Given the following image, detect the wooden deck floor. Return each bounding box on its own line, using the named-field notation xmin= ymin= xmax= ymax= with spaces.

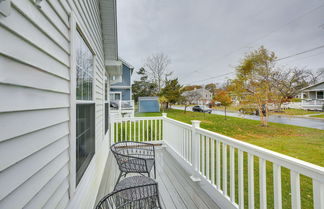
xmin=96 ymin=147 xmax=220 ymax=209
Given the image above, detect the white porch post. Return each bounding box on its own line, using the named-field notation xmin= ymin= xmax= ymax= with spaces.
xmin=162 ymin=113 xmax=167 ymax=142
xmin=190 ymin=120 xmax=201 ymax=182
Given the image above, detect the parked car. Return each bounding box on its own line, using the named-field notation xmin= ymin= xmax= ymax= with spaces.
xmin=192 ymin=105 xmax=212 ymax=113
xmin=239 ymin=104 xmax=266 ymax=116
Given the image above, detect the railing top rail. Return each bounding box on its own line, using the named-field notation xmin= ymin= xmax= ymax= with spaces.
xmin=163 ymin=117 xmax=192 ymax=129
xmin=196 ymin=127 xmax=324 ymax=181
xmin=112 ymin=116 xmax=164 ymax=122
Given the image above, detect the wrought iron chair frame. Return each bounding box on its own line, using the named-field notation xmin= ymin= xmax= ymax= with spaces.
xmin=110 ymin=141 xmax=156 ymax=186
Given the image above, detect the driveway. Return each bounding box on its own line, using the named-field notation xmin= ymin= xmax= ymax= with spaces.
xmin=172 ymin=106 xmax=324 ymax=130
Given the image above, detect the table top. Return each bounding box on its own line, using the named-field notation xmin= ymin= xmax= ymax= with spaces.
xmin=115 ymin=175 xmax=156 ymax=192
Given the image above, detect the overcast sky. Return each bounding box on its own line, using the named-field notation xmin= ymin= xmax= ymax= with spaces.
xmin=117 ymin=0 xmax=324 ymax=85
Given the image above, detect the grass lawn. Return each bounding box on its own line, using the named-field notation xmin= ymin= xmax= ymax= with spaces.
xmin=135 ymin=109 xmax=324 ymax=208
xmin=311 ymin=114 xmax=324 ymax=118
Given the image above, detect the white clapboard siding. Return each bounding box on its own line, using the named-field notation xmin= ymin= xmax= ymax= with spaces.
xmin=0 ymin=84 xmax=69 ymax=112
xmin=23 ymin=165 xmax=69 ymax=209
xmin=38 ymin=0 xmax=70 ymax=41
xmin=0 ymin=0 xmax=107 ymax=208
xmin=0 ymin=136 xmax=69 ymax=200
xmin=0 ymin=6 xmax=69 ymax=65
xmin=0 ymin=108 xmax=69 ymax=142
xmin=11 ymin=0 xmax=70 ymax=52
xmin=47 ymin=0 xmax=70 ymax=28
xmin=0 ymin=56 xmax=69 ymax=94
xmin=0 ymin=26 xmax=69 ymax=80
xmin=0 ymin=150 xmax=69 ymax=209
xmin=0 ymin=122 xmax=69 ymax=171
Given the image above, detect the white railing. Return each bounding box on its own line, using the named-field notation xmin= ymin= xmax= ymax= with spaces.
xmin=110 ymin=116 xmax=163 ymax=144
xmin=302 ymin=99 xmax=324 ymax=106
xmin=110 ymin=114 xmax=324 ymax=209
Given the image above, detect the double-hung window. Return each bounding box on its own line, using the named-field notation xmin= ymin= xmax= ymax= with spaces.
xmin=75 ymin=32 xmax=95 ymax=185
xmin=105 ymin=76 xmax=109 ymax=134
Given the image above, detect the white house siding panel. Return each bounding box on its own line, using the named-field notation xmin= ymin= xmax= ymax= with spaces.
xmin=0 ymin=0 xmax=110 ymax=208
xmin=0 ymin=0 xmax=71 ymax=208
xmin=307 ymin=83 xmax=324 ymax=91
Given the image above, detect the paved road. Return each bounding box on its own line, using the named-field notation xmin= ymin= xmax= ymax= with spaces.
xmin=172 ymin=106 xmax=324 ymax=130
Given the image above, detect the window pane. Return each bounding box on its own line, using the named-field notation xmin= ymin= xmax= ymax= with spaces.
xmin=317 ymin=91 xmax=323 ymax=99
xmin=76 ymin=32 xmax=93 ymax=101
xmin=76 ymin=104 xmax=95 ymax=185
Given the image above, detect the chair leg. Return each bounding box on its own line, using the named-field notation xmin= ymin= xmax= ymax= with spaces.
xmin=114 ymin=171 xmax=123 ymax=190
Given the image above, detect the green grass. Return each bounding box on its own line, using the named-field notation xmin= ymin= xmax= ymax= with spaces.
xmin=310 ymin=114 xmax=324 ymax=118
xmin=135 ymin=109 xmax=324 ymax=208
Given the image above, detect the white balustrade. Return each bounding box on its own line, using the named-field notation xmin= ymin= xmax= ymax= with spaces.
xmin=110 ymin=114 xmax=324 ymax=209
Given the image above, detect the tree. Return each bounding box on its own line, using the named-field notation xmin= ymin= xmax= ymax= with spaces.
xmin=205 ymin=83 xmax=217 ymax=96
xmin=182 ymin=85 xmax=202 ymax=92
xmin=159 ymin=96 xmax=168 ymax=112
xmin=271 ymin=67 xmax=310 ymax=110
xmin=160 ymin=78 xmax=182 ymax=109
xmin=132 ymin=67 xmax=158 ymax=102
xmin=213 ymin=90 xmax=232 ymax=119
xmin=145 ymin=53 xmax=172 ymax=93
xmin=232 ymin=46 xmax=277 ymax=127
xmin=181 ymin=90 xmax=201 ymax=113
xmin=306 ymin=68 xmax=324 ymax=84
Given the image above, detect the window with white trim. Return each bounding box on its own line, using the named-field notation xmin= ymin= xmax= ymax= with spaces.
xmin=105 ymin=76 xmax=109 ymax=134
xmin=75 ymin=31 xmax=95 ymax=185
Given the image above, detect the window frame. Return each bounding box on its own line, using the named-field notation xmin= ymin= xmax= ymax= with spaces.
xmin=69 ymin=16 xmax=97 ymax=195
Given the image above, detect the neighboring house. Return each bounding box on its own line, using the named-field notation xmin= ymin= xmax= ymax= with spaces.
xmin=110 ymin=58 xmax=134 ymax=118
xmin=300 ymin=81 xmax=324 ymax=110
xmin=0 ymin=0 xmax=121 ymax=208
xmin=182 ymin=88 xmax=213 ymax=105
xmin=138 ymin=97 xmax=160 ymax=112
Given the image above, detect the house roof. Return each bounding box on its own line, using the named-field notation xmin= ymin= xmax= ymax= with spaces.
xmin=118 ymin=57 xmax=135 ymax=73
xmin=301 ymin=81 xmax=324 ymax=91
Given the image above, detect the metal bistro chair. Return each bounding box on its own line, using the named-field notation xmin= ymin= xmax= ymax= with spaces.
xmin=111 ymin=141 xmax=156 ymax=186
xmin=96 ymin=176 xmax=162 ymax=209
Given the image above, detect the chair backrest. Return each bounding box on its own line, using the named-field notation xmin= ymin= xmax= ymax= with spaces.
xmin=110 ymin=141 xmax=155 ymax=172
xmin=96 ymin=183 xmax=161 ymax=209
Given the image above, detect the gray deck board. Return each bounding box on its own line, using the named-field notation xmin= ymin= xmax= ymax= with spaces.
xmin=96 ymin=147 xmax=220 ymax=209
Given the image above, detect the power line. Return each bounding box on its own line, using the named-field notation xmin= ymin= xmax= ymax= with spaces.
xmin=180 ymin=3 xmax=324 ymax=82
xmin=275 ymin=44 xmax=324 ymax=62
xmin=184 ymin=44 xmax=324 ymax=85
xmin=183 ymin=72 xmax=235 ymax=85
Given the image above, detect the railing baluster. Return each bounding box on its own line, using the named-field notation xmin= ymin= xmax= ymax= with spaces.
xmin=121 ymin=121 xmax=123 ymax=141
xmin=238 ymin=150 xmax=244 ymax=209
xmin=273 ymin=164 xmax=282 ymax=209
xmin=230 ymin=146 xmax=235 ymax=203
xmin=142 ymin=120 xmax=144 ymax=141
xmin=216 ymin=140 xmax=221 ymax=189
xmin=146 ymin=120 xmax=148 ymax=141
xmin=206 ymin=137 xmax=210 ymax=180
xmin=223 ymin=143 xmax=227 ymax=196
xmin=259 ymin=158 xmax=267 ymax=209
xmin=128 ymin=120 xmax=130 ymax=141
xmin=150 ymin=120 xmax=153 ymax=141
xmin=134 ymin=120 xmax=136 ymax=141
xmin=125 ymin=120 xmax=128 ymax=140
xmin=290 ymin=171 xmax=301 ymax=209
xmin=115 ymin=121 xmax=119 ymax=142
xmin=154 ymin=120 xmax=157 ymax=141
xmin=202 ymin=135 xmax=205 ymax=175
xmin=159 ymin=119 xmax=162 ymax=140
xmin=313 ymin=180 xmax=324 ymax=209
xmin=211 ymin=139 xmax=215 ymax=185
xmin=248 ymin=154 xmax=254 ymax=209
